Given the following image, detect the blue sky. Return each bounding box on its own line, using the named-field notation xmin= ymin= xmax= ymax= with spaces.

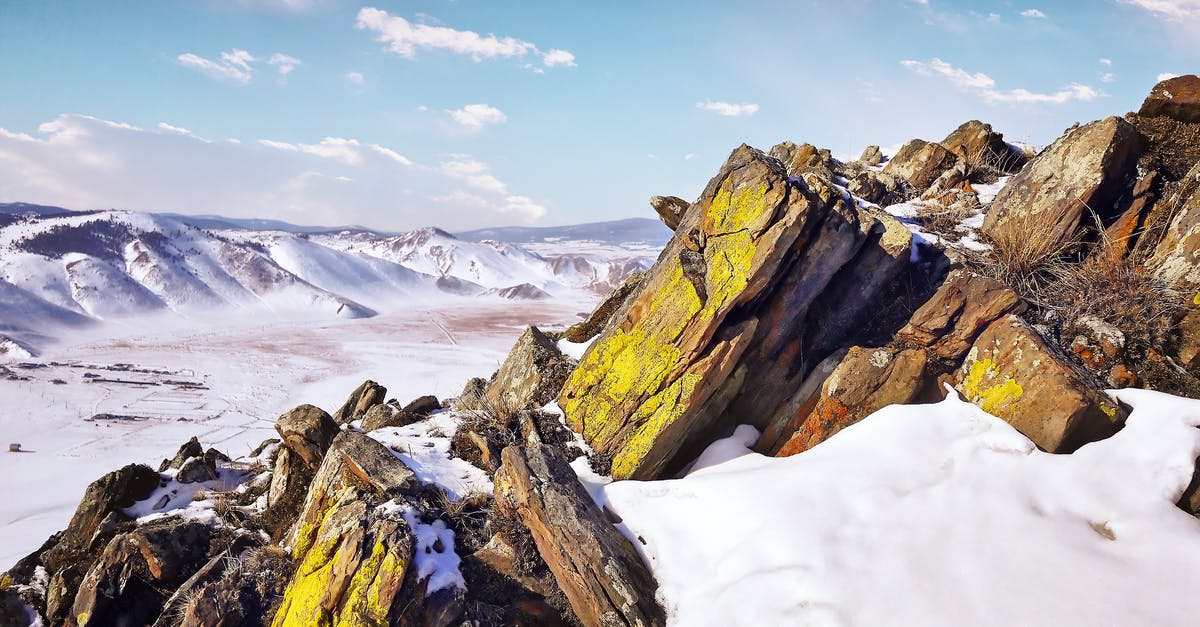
xmin=0 ymin=0 xmax=1197 ymax=231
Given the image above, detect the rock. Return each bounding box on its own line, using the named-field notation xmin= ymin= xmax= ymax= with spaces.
xmin=562 ymin=270 xmax=649 ymax=343
xmin=482 ymin=327 xmax=574 ymax=418
xmin=1138 ymin=74 xmax=1200 ymax=123
xmin=1068 ymin=315 xmax=1126 ymax=370
xmin=40 ymin=464 xmax=161 ymax=574
xmin=770 ymin=347 xmax=938 ymax=456
xmin=332 ymin=380 xmax=387 ymax=424
xmin=402 ymin=394 xmax=441 ymax=416
xmin=939 ymin=120 xmax=1028 ymax=174
xmin=560 ymin=145 xmax=912 ymax=479
xmin=1103 ymin=171 xmax=1160 ymax=259
xmin=883 ymin=139 xmax=960 ymax=193
xmin=953 ymin=315 xmax=1127 ymax=452
xmin=649 ymin=195 xmax=689 ymax=231
xmin=159 ymin=436 xmax=203 ymax=472
xmin=1183 ymin=464 xmax=1200 ymax=518
xmin=455 ymin=377 xmax=489 ymax=411
xmin=274 ymin=404 xmax=339 ymax=469
xmin=895 ymin=270 xmax=1026 ymax=360
xmin=753 ymin=349 xmax=847 ymax=454
xmin=492 ymin=283 xmax=553 ymax=301
xmin=71 ymin=527 xmax=170 ymax=626
xmin=360 ymin=404 xmax=419 ymax=432
xmin=174 ymin=456 xmax=218 ymax=484
xmin=769 ymin=141 xmax=836 ymax=179
xmin=132 ymin=519 xmax=212 ymax=582
xmin=983 ymin=116 xmax=1144 ymax=248
xmin=265 ymin=446 xmax=312 ymax=535
xmin=494 ymin=444 xmax=666 ymax=627
xmin=860 ymin=145 xmax=884 ymax=166
xmin=1175 ymin=308 xmax=1200 ymax=370
xmin=847 ymin=169 xmax=904 ymax=205
xmin=1150 ymin=160 xmax=1200 ymax=294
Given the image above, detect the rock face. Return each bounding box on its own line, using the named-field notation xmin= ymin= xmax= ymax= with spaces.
xmin=479 ymin=327 xmax=574 ymax=417
xmin=1150 ymin=160 xmax=1200 ymax=294
xmin=562 ymin=270 xmax=649 ymax=343
xmin=953 ymin=315 xmax=1126 ymax=452
xmin=859 ymin=145 xmax=884 ymax=166
xmin=1139 ymin=74 xmax=1200 ymax=123
xmin=940 ymin=120 xmax=1027 ymax=173
xmin=895 ymin=271 xmax=1026 ymax=360
xmin=332 ymin=380 xmax=387 ymax=424
xmin=275 ymin=404 xmax=339 ymax=468
xmin=983 ymin=117 xmax=1143 ymax=247
xmin=650 ymin=195 xmax=689 ymax=231
xmin=769 ymin=141 xmax=836 ymax=179
xmin=559 ymin=145 xmax=911 ymax=479
xmin=883 ymin=139 xmax=960 ymax=193
xmin=494 ymin=444 xmax=665 ymax=627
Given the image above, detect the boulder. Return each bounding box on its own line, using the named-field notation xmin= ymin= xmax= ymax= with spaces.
xmin=848 ymin=169 xmax=904 ymax=205
xmin=1150 ymin=160 xmax=1200 ymax=293
xmin=71 ymin=532 xmax=162 ymax=627
xmin=883 ymin=139 xmax=960 ymax=193
xmin=939 ymin=120 xmax=1027 ymax=173
xmin=360 ymin=404 xmax=419 ymax=432
xmin=982 ymin=117 xmax=1144 ymax=248
xmin=859 ymin=145 xmax=884 ymax=166
xmin=494 ymin=444 xmax=665 ymax=627
xmin=174 ymin=456 xmax=218 ymax=484
xmin=895 ymin=270 xmax=1026 ymax=360
xmin=769 ymin=141 xmax=836 ymax=179
xmin=562 ymin=270 xmax=649 ymax=343
xmin=559 ymin=145 xmax=910 ymax=479
xmin=649 ymin=195 xmax=689 ymax=231
xmin=131 ymin=520 xmax=212 ymax=582
xmin=770 ymin=346 xmax=938 ymax=457
xmin=402 ymin=394 xmax=441 ymax=416
xmin=274 ymin=404 xmax=339 ymax=469
xmin=482 ymin=327 xmax=574 ymax=417
xmin=1138 ymin=74 xmax=1200 ymax=123
xmin=159 ymin=437 xmax=203 ymax=472
xmin=953 ymin=315 xmax=1127 ymax=452
xmin=332 ymin=380 xmax=387 ymax=424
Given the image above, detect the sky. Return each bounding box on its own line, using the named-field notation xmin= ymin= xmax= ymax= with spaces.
xmin=0 ymin=0 xmax=1198 ymax=232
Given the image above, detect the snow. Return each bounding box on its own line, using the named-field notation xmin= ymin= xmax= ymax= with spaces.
xmin=365 ymin=411 xmax=494 ymax=500
xmin=556 ymin=336 xmax=595 ymax=361
xmin=600 ymin=389 xmax=1200 ymax=626
xmin=377 ymin=500 xmax=466 ymax=595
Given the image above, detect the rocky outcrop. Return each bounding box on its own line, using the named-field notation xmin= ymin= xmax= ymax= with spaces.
xmin=275 ymin=404 xmax=339 ymax=468
xmin=769 ymin=141 xmax=836 ymax=179
xmin=895 ymin=271 xmax=1026 ymax=360
xmin=494 ymin=444 xmax=665 ymax=627
xmin=939 ymin=120 xmax=1027 ymax=173
xmin=559 ymin=145 xmax=912 ymax=479
xmin=983 ymin=117 xmax=1143 ymax=247
xmin=562 ymin=270 xmax=649 ymax=343
xmin=650 ymin=195 xmax=689 ymax=231
xmin=1150 ymin=160 xmax=1200 ymax=294
xmin=883 ymin=139 xmax=960 ymax=193
xmin=859 ymin=145 xmax=884 ymax=166
xmin=332 ymin=380 xmax=387 ymax=424
xmin=953 ymin=315 xmax=1126 ymax=452
xmin=476 ymin=327 xmax=574 ymax=417
xmin=1139 ymin=74 xmax=1200 ymax=123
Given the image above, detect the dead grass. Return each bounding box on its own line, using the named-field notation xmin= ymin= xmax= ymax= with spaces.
xmin=913 ymin=200 xmax=976 ymax=239
xmin=972 ymin=206 xmax=1083 ymax=305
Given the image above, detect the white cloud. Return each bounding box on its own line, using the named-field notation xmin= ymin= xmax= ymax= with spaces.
xmin=684 ymin=153 xmax=696 ymax=160
xmin=177 ymin=49 xmax=301 ymax=84
xmin=1119 ymin=0 xmax=1200 ymax=19
xmin=1021 ymin=8 xmax=1047 ymax=18
xmin=696 ymin=100 xmax=760 ymax=117
xmin=345 ymin=71 xmax=365 ymax=85
xmin=267 ymin=53 xmax=301 ymax=75
xmin=156 ymin=122 xmax=211 ymax=143
xmin=987 ymin=12 xmax=1002 ymax=22
xmin=1100 ymin=58 xmax=1113 ymax=66
xmin=1101 ymin=72 xmax=1118 ymax=83
xmin=355 ymin=8 xmax=575 ymax=68
xmin=901 ymin=58 xmax=1098 ymax=104
xmin=1158 ymin=72 xmax=1182 ymax=81
xmin=0 ymin=114 xmax=545 ymax=230
xmin=447 ymin=104 xmax=508 ymax=129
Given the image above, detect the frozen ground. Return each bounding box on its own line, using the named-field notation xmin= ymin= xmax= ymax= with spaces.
xmin=0 ymin=298 xmax=591 ymax=566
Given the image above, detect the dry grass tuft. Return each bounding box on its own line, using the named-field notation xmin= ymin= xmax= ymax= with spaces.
xmin=972 ymin=207 xmax=1082 ymax=305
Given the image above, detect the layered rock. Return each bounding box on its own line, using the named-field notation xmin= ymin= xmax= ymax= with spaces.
xmin=769 ymin=141 xmax=836 ymax=179
xmin=939 ymin=120 xmax=1027 ymax=173
xmin=332 ymin=380 xmax=387 ymax=424
xmin=559 ymin=145 xmax=912 ymax=479
xmin=883 ymin=139 xmax=960 ymax=193
xmin=472 ymin=326 xmax=574 ymax=417
xmin=650 ymin=195 xmax=689 ymax=231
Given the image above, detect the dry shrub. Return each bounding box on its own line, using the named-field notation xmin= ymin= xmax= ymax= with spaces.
xmin=913 ymin=200 xmax=976 ymax=239
xmin=972 ymin=206 xmax=1082 ymax=305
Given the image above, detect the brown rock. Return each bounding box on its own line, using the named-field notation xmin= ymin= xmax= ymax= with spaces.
xmin=983 ymin=117 xmax=1144 ymax=248
xmin=159 ymin=436 xmax=203 ymax=472
xmin=360 ymin=405 xmax=419 ymax=432
xmin=1138 ymin=74 xmax=1200 ymax=123
xmin=883 ymin=139 xmax=960 ymax=193
xmin=1150 ymin=160 xmax=1200 ymax=294
xmin=859 ymin=145 xmax=884 ymax=166
xmin=1182 ymin=463 xmax=1200 ymax=518
xmin=274 ymin=404 xmax=339 ymax=469
xmin=769 ymin=141 xmax=836 ymax=179
xmin=953 ymin=315 xmax=1127 ymax=452
xmin=332 ymin=380 xmax=387 ymax=424
xmin=402 ymin=394 xmax=441 ymax=416
xmin=848 ymin=169 xmax=904 ymax=205
xmin=1175 ymin=308 xmax=1200 ymax=370
xmin=483 ymin=327 xmax=574 ymax=417
xmin=896 ymin=270 xmax=1026 ymax=360
xmin=494 ymin=444 xmax=666 ymax=627
xmin=561 ymin=270 xmax=649 ymax=344
xmin=939 ymin=120 xmax=1028 ymax=173
xmin=649 ymin=195 xmax=689 ymax=231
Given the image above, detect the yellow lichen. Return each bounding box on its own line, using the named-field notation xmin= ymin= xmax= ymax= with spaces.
xmin=960 ymin=357 xmax=1024 ymax=415
xmin=333 ymin=540 xmax=405 ymax=627
xmin=77 ymin=613 xmax=90 ymax=626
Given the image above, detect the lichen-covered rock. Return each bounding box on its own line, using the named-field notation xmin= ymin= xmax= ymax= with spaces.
xmin=770 ymin=346 xmax=937 ymax=457
xmin=559 ymin=145 xmax=908 ymax=479
xmin=1150 ymin=160 xmax=1200 ymax=293
xmin=895 ymin=270 xmax=1026 ymax=360
xmin=1139 ymin=74 xmax=1200 ymax=123
xmin=769 ymin=141 xmax=836 ymax=179
xmin=649 ymin=195 xmax=689 ymax=231
xmin=983 ymin=117 xmax=1143 ymax=247
xmin=847 ymin=169 xmax=905 ymax=205
xmin=939 ymin=120 xmax=1028 ymax=173
xmin=953 ymin=315 xmax=1127 ymax=452
xmin=883 ymin=139 xmax=960 ymax=193
xmin=562 ymin=270 xmax=649 ymax=344
xmin=859 ymin=145 xmax=884 ymax=166
xmin=482 ymin=326 xmax=574 ymax=417
xmin=333 ymin=380 xmax=388 ymax=425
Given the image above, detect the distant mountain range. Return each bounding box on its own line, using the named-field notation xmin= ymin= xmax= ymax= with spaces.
xmin=0 ymin=204 xmax=668 ymax=353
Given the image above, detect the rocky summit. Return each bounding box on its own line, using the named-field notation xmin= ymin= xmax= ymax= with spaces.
xmin=6 ymin=75 xmax=1200 ymax=627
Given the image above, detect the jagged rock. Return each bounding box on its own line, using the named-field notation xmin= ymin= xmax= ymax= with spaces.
xmin=939 ymin=120 xmax=1028 ymax=173
xmin=175 ymin=455 xmax=219 ymax=484
xmin=274 ymin=404 xmax=339 ymax=469
xmin=455 ymin=377 xmax=489 ymax=410
xmin=1104 ymin=170 xmax=1160 ymax=259
xmin=983 ymin=116 xmax=1144 ymax=247
xmin=403 ymin=395 xmax=441 ymax=416
xmin=953 ymin=315 xmax=1127 ymax=452
xmin=333 ymin=380 xmax=388 ymax=424
xmin=1139 ymin=74 xmax=1200 ymax=123
xmin=482 ymin=327 xmax=574 ymax=417
xmin=40 ymin=464 xmax=161 ymax=574
xmin=1150 ymin=160 xmax=1200 ymax=293
xmin=847 ymin=169 xmax=904 ymax=205
xmin=895 ymin=270 xmax=1026 ymax=360
xmin=494 ymin=444 xmax=666 ymax=627
xmin=770 ymin=347 xmax=938 ymax=457
xmin=562 ymin=270 xmax=649 ymax=343
xmin=860 ymin=145 xmax=884 ymax=166
xmin=360 ymin=404 xmax=419 ymax=432
xmin=132 ymin=520 xmax=212 ymax=582
xmin=883 ymin=139 xmax=960 ymax=193
xmin=769 ymin=141 xmax=836 ymax=179
xmin=649 ymin=195 xmax=689 ymax=231
xmin=1176 ymin=308 xmax=1200 ymax=370
xmin=159 ymin=436 xmax=203 ymax=472
xmin=151 ymin=533 xmax=260 ymax=627
xmin=560 ymin=145 xmax=911 ymax=479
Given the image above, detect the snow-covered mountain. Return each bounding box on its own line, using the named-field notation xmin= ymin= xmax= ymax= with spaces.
xmin=0 ymin=206 xmax=664 ymax=352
